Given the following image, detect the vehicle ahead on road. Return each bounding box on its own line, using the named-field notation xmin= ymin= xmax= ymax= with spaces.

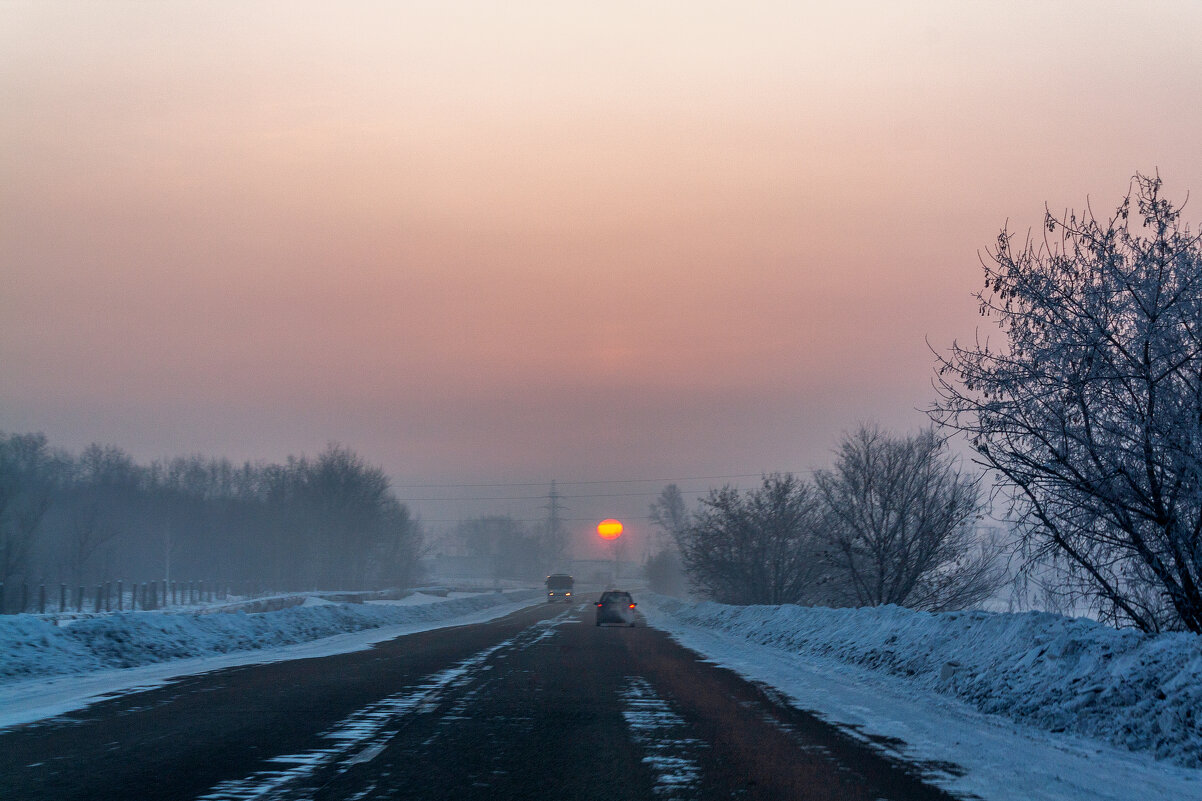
xmin=595 ymin=590 xmax=637 ymax=627
xmin=545 ymin=574 xmax=574 ymax=603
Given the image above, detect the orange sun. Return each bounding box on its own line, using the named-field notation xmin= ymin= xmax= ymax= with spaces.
xmin=596 ymin=519 xmax=623 ymax=540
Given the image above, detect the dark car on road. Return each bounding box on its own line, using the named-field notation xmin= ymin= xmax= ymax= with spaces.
xmin=595 ymin=590 xmax=637 ymax=627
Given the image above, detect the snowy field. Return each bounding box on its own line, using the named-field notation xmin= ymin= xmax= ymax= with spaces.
xmin=0 ymin=588 xmax=540 ymax=730
xmin=641 ymin=595 xmax=1202 ymax=801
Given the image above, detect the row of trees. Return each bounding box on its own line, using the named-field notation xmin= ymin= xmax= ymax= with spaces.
xmin=651 ymin=425 xmax=1004 ymax=612
xmin=0 ymin=437 xmax=422 ymax=609
xmin=658 ymin=174 xmax=1202 ymax=634
xmin=454 ymin=513 xmax=568 ymax=581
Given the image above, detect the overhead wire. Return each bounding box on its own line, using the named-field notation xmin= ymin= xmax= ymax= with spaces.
xmin=391 ymin=472 xmax=778 ymax=489
xmin=397 ymin=488 xmax=716 ymax=502
xmin=400 ymin=471 xmax=797 ymax=526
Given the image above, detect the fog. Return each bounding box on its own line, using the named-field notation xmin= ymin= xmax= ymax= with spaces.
xmin=3 ymin=4 xmax=1202 ymax=598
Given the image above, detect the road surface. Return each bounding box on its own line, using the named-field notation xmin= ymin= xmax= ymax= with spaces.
xmin=0 ymin=599 xmax=962 ymax=800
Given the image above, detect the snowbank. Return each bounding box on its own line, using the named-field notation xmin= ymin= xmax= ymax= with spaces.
xmin=0 ymin=589 xmax=540 ymax=683
xmin=649 ymin=597 xmax=1202 ymax=768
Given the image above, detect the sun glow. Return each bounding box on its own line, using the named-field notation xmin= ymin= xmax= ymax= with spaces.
xmin=596 ymin=519 xmax=624 ymax=540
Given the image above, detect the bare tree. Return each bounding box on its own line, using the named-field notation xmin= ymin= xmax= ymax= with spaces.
xmin=458 ymin=515 xmax=542 ymax=580
xmin=65 ymin=502 xmax=119 ymax=588
xmin=644 ymin=484 xmax=691 ymax=596
xmin=931 ymin=174 xmax=1202 ymax=632
xmin=0 ymin=433 xmax=54 ymax=594
xmin=814 ymin=425 xmax=999 ymax=611
xmin=678 ymin=474 xmax=826 ymax=605
xmin=649 ymin=484 xmax=689 ymax=551
xmin=372 ymin=500 xmax=423 ymax=589
xmin=66 ymin=444 xmax=136 ymax=585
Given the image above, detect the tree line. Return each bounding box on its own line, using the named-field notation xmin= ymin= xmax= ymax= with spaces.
xmin=0 ymin=438 xmax=422 ymax=610
xmin=647 ymin=425 xmax=1005 ymax=613
xmin=652 ymin=174 xmax=1202 ymax=635
xmin=453 ymin=513 xmax=568 ymax=581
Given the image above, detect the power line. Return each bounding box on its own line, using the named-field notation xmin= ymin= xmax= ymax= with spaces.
xmin=418 ymin=515 xmax=656 ymax=524
xmin=398 ymin=488 xmax=716 ymax=502
xmin=391 ymin=472 xmax=778 ymax=490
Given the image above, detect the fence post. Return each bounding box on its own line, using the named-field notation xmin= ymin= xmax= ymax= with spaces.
xmin=60 ymin=584 xmax=66 ymax=613
xmin=39 ymin=584 xmax=46 ymax=614
xmin=94 ymin=585 xmax=102 ymax=613
xmin=117 ymin=580 xmax=123 ymax=611
xmin=104 ymin=582 xmax=111 ymax=612
xmin=76 ymin=586 xmax=84 ymax=612
xmin=160 ymin=580 xmax=167 ymax=608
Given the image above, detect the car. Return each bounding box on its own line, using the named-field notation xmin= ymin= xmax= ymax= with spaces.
xmin=594 ymin=590 xmax=637 ymax=627
xmin=545 ymin=573 xmax=575 ymax=602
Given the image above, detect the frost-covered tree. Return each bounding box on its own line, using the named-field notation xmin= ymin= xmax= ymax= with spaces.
xmin=678 ymin=474 xmax=826 ymax=605
xmin=932 ymin=174 xmax=1202 ymax=632
xmin=814 ymin=425 xmax=999 ymax=611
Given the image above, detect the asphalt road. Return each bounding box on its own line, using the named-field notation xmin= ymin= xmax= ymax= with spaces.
xmin=0 ymin=599 xmax=963 ymax=801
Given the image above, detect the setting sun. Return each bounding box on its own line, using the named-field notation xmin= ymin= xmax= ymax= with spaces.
xmin=596 ymin=519 xmax=624 ymax=540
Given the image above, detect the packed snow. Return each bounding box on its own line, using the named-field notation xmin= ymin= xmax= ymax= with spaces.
xmin=641 ymin=595 xmax=1202 ymax=801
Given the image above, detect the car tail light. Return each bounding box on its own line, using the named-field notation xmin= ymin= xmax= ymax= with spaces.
xmin=595 ymin=602 xmax=603 ymax=607
xmin=628 ymin=603 xmax=636 ymax=609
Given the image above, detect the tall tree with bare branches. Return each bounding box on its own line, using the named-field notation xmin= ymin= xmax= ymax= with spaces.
xmin=932 ymin=174 xmax=1202 ymax=632
xmin=814 ymin=425 xmax=999 ymax=612
xmin=678 ymin=474 xmax=826 ymax=605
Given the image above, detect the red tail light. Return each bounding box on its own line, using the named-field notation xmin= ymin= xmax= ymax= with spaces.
xmin=629 ymin=603 xmax=636 ymax=609
xmin=595 ymin=602 xmax=602 ymax=607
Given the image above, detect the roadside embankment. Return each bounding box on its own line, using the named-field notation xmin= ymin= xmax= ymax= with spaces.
xmin=646 ymin=596 xmax=1202 ymax=767
xmin=0 ymin=589 xmax=541 ymax=683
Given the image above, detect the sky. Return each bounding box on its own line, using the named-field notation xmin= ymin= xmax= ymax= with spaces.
xmin=3 ymin=1 xmax=1201 ymax=547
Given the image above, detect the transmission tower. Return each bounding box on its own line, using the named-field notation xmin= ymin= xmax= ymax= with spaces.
xmin=543 ymin=480 xmax=567 ymax=569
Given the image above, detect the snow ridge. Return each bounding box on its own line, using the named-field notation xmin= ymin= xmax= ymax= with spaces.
xmin=0 ymin=590 xmax=540 ymax=683
xmin=650 ymin=596 xmax=1202 ymax=767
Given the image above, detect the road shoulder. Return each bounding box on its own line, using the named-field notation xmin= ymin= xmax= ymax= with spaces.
xmin=640 ymin=597 xmax=1201 ymax=801
xmin=0 ymin=595 xmax=541 ymax=730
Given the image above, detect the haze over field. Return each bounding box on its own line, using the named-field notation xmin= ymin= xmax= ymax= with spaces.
xmin=3 ymin=1 xmax=1202 ymax=533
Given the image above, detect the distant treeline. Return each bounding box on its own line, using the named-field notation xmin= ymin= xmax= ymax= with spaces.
xmin=0 ymin=433 xmax=422 ymax=607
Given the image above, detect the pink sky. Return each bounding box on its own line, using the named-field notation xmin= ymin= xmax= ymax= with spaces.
xmin=3 ymin=2 xmax=1201 ymax=539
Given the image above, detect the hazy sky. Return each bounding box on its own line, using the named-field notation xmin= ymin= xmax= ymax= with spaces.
xmin=3 ymin=2 xmax=1201 ymax=541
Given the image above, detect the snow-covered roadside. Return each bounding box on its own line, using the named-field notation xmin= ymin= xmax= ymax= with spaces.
xmin=0 ymin=590 xmax=540 ymax=730
xmin=641 ymin=596 xmax=1202 ymax=801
